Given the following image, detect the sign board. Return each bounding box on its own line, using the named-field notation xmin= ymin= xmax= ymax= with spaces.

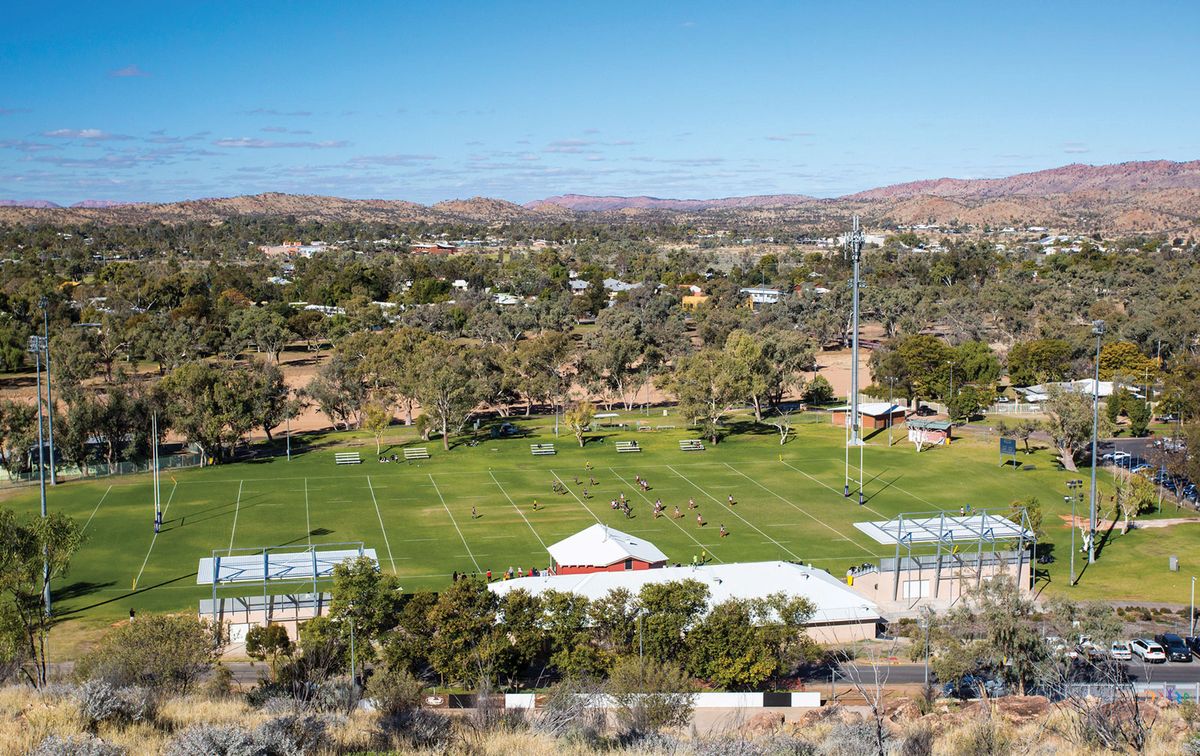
xmin=1000 ymin=437 xmax=1018 ymax=468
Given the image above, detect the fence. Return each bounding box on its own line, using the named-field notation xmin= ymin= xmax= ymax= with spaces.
xmin=985 ymin=402 xmax=1045 ymax=416
xmin=3 ymin=451 xmax=205 ymax=487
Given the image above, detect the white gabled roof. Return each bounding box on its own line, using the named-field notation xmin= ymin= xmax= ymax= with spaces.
xmin=830 ymin=402 xmax=903 ymax=417
xmin=547 ymin=524 xmax=667 ymax=567
xmin=489 ymin=560 xmax=881 ymax=625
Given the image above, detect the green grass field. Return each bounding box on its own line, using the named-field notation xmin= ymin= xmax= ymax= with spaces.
xmin=4 ymin=412 xmax=1199 ymax=652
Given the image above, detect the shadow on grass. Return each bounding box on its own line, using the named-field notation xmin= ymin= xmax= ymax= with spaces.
xmin=53 ymin=580 xmax=116 ymax=605
xmin=57 ymin=572 xmax=197 ymax=617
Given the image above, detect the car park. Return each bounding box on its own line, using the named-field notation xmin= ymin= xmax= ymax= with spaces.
xmin=1110 ymin=641 xmax=1133 ymax=661
xmin=1155 ymin=633 xmax=1193 ymax=662
xmin=1131 ymin=638 xmax=1167 ymax=663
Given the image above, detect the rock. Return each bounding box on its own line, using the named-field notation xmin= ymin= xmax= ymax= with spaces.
xmin=743 ymin=711 xmax=785 ymax=733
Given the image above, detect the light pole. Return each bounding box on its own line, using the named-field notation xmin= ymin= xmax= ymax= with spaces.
xmin=1191 ymin=576 xmax=1196 ymax=637
xmin=946 ymin=360 xmax=956 ymax=418
xmin=1066 ymin=479 xmax=1083 ymax=586
xmin=1089 ymin=320 xmax=1105 ymax=565
xmin=919 ymin=607 xmax=933 ymax=686
xmin=28 ymin=335 xmax=51 ymax=616
xmin=844 ymin=216 xmax=865 ymax=501
xmin=39 ymin=298 xmax=57 ymax=485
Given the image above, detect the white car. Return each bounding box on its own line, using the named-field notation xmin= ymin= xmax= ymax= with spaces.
xmin=1045 ymin=636 xmax=1079 ymax=659
xmin=1130 ymin=638 xmax=1166 ymax=663
xmin=1110 ymin=641 xmax=1133 ymax=661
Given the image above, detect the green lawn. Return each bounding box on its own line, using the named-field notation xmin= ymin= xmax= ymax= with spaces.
xmin=4 ymin=411 xmax=1199 ymax=654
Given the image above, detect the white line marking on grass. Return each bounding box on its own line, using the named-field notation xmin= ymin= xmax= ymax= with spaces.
xmin=488 ymin=470 xmax=549 ymax=549
xmin=227 ymin=480 xmax=244 ymax=551
xmin=81 ymin=485 xmax=113 ymax=535
xmin=666 ymin=464 xmax=801 ymax=562
xmin=366 ymin=476 xmax=398 ymax=574
xmin=722 ymin=463 xmax=882 ymax=558
xmin=608 ymin=468 xmax=723 ymax=563
xmin=133 ymin=479 xmax=178 ymax=589
xmin=429 ymin=474 xmax=480 ymax=572
xmin=550 ymin=471 xmax=603 ymax=524
xmin=779 ymin=461 xmax=887 ymax=518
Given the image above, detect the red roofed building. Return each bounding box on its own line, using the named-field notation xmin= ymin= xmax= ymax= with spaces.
xmin=548 ymin=524 xmax=668 ymax=575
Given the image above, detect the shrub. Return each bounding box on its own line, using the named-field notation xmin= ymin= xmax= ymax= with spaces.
xmin=898 ymin=722 xmax=934 ymax=756
xmin=818 ymin=719 xmax=887 ymax=756
xmin=605 ymin=656 xmax=696 ymax=735
xmin=33 ymin=734 xmax=126 ymax=756
xmin=74 ymin=680 xmax=156 ymax=729
xmin=366 ymin=666 xmax=425 ymax=718
xmin=252 ymin=714 xmax=330 ymax=755
xmin=76 ymin=615 xmax=222 ymax=694
xmin=163 ymin=724 xmax=257 ymax=756
xmin=950 ymin=718 xmax=1012 ymax=756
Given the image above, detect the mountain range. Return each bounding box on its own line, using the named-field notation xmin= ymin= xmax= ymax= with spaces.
xmin=1 ymin=160 xmax=1198 ymax=234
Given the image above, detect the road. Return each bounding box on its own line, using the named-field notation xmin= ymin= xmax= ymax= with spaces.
xmin=828 ymin=661 xmax=1200 ymax=685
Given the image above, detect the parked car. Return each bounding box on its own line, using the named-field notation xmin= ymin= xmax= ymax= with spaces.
xmin=942 ymin=674 xmax=1008 ymax=699
xmin=1155 ymin=633 xmax=1192 ymax=662
xmin=1110 ymin=641 xmax=1133 ymax=661
xmin=1131 ymin=638 xmax=1167 ymax=663
xmin=1046 ymin=636 xmax=1079 ymax=660
xmin=1077 ymin=636 xmax=1105 ymax=660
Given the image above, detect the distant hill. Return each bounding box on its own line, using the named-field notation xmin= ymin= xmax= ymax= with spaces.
xmin=846 ymin=160 xmax=1200 ymax=200
xmin=0 ymin=199 xmax=61 ymax=209
xmin=527 ymin=193 xmax=815 ymax=212
xmin=2 ymin=161 xmax=1197 ymax=234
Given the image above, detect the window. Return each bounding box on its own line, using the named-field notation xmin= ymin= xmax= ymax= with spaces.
xmin=624 ymin=558 xmax=633 ymax=570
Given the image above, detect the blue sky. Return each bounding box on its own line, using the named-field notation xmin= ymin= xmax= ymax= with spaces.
xmin=0 ymin=1 xmax=1196 ymax=205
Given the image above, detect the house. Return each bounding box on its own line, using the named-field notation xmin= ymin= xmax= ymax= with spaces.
xmin=830 ymin=403 xmax=906 ymax=430
xmin=569 ymin=280 xmax=590 ymax=294
xmin=410 ymin=242 xmax=459 ymax=255
xmin=602 ymin=278 xmax=642 ymax=293
xmin=545 ymin=524 xmax=668 ymax=574
xmin=489 ymin=559 xmax=882 ymax=643
xmin=451 ymin=279 xmax=469 ymax=291
xmin=739 ymin=287 xmax=782 ymax=307
xmin=1016 ymin=379 xmax=1129 ymax=403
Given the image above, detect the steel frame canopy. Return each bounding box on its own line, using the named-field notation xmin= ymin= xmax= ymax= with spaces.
xmin=853 ymin=508 xmax=1036 ymax=601
xmin=197 ymin=542 xmax=375 ymax=626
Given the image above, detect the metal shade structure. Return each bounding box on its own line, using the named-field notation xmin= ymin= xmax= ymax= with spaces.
xmin=853 ymin=508 xmax=1036 ymax=601
xmin=198 ymin=543 xmax=374 ymax=628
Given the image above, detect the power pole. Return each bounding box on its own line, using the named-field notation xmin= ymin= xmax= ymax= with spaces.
xmin=40 ymin=298 xmax=57 ymax=485
xmin=28 ymin=336 xmax=51 ymax=616
xmin=844 ymin=217 xmax=865 ymax=505
xmin=1089 ymin=320 xmax=1105 ymax=565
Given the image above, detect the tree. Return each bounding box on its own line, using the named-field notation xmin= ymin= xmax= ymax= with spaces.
xmin=426 ymin=577 xmax=507 ymax=687
xmin=412 ymin=340 xmax=486 ymax=451
xmin=0 ymin=509 xmax=84 ymax=687
xmin=895 ymin=335 xmax=954 ymax=407
xmin=1098 ymin=341 xmax=1156 ymax=382
xmin=1043 ymin=386 xmax=1111 ymax=472
xmin=1127 ymin=396 xmax=1151 ymax=437
xmin=605 ymin=655 xmax=695 ymax=735
xmin=49 ymin=327 xmax=100 ymax=400
xmin=0 ymin=401 xmax=37 ymax=476
xmin=245 ymin=624 xmax=294 ymax=681
xmin=1006 ymin=339 xmax=1072 ymax=387
xmin=565 ymin=401 xmax=595 ymax=448
xmin=802 ymin=374 xmax=834 ymax=405
xmin=245 ymin=358 xmax=289 ymax=441
xmin=160 ymin=361 xmax=257 ymax=463
xmin=304 ymin=354 xmax=368 ymax=430
xmin=685 ymin=598 xmax=777 ymax=689
xmin=75 ymin=614 xmax=222 ymax=693
xmin=947 ymin=385 xmax=986 ymax=422
xmin=638 ymin=580 xmax=709 ymax=665
xmin=658 ymin=349 xmax=744 ymax=444
xmin=362 ymin=403 xmax=392 ymax=455
xmin=937 ymin=578 xmax=1047 ymax=696
xmin=1114 ymin=473 xmax=1156 ymax=534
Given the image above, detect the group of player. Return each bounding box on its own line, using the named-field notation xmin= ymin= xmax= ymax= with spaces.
xmin=527 ymin=465 xmax=737 ymax=538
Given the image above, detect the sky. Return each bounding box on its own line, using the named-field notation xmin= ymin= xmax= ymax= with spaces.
xmin=0 ymin=1 xmax=1197 ymax=205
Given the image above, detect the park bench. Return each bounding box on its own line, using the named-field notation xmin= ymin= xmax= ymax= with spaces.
xmin=615 ymin=441 xmax=642 ymax=453
xmin=403 ymin=447 xmax=430 ymax=461
xmin=656 ymin=425 xmax=676 ymax=430
xmin=334 ymin=452 xmax=362 ymax=465
xmin=637 ymin=424 xmax=653 ymax=432
xmin=530 ymin=443 xmax=556 ymax=456
xmin=679 ymin=439 xmax=706 ymax=452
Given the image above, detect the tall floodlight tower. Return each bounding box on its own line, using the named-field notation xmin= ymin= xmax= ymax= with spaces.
xmin=1088 ymin=319 xmax=1105 ymax=564
xmin=844 ymin=217 xmax=865 ymax=505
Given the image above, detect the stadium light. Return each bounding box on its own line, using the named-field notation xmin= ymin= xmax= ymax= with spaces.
xmin=38 ymin=297 xmax=57 ymax=486
xmin=1089 ymin=320 xmax=1105 ymax=565
xmin=27 ymin=335 xmax=50 ymax=616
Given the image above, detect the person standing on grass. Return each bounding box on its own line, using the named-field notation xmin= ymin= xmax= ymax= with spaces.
xmin=727 ymin=494 xmax=735 ymax=506
xmin=486 ymin=569 xmax=492 ymax=581
xmin=719 ymin=524 xmax=728 ymax=538
xmin=696 ymin=513 xmax=704 ymax=527
xmin=673 ymin=505 xmax=682 ymax=519
xmin=532 ymin=499 xmax=539 ymax=511
xmin=688 ymin=497 xmax=696 ymax=510
xmin=471 ymin=505 xmax=478 ymax=519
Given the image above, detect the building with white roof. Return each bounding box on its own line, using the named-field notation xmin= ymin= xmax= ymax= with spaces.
xmin=830 ymin=402 xmax=906 ymax=430
xmin=489 ymin=559 xmax=881 ymax=643
xmin=739 ymin=287 xmax=783 ymax=307
xmin=1016 ymin=379 xmax=1135 ymax=403
xmin=547 ymin=524 xmax=668 ymax=574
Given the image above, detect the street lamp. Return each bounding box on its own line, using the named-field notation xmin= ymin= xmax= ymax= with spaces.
xmin=919 ymin=606 xmax=934 ymax=686
xmin=1066 ymin=479 xmax=1083 ymax=586
xmin=39 ymin=297 xmax=57 ymax=486
xmin=1089 ymin=320 xmax=1105 ymax=565
xmin=27 ymin=335 xmax=51 ymax=616
xmin=1191 ymin=577 xmax=1196 ymax=637
xmin=887 ymin=376 xmax=897 ymax=447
